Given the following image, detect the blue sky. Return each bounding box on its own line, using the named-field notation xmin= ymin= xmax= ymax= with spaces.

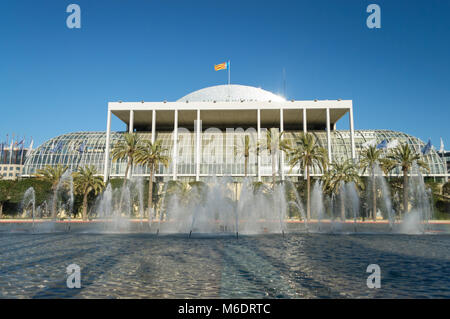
xmin=1 ymin=0 xmax=449 ymax=148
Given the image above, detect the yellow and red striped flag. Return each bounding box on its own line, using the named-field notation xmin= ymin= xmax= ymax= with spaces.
xmin=214 ymin=61 xmax=228 ymax=71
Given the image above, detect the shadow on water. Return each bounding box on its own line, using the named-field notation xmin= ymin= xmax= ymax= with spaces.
xmin=1 ymin=233 xmax=450 ymax=298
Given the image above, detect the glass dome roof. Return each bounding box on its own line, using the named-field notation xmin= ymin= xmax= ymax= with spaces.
xmin=177 ymin=84 xmax=286 ymax=102
xmin=22 ymin=130 xmax=447 ymax=178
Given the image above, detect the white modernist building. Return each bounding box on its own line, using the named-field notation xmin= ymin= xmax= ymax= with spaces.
xmin=103 ymin=85 xmax=355 ymax=182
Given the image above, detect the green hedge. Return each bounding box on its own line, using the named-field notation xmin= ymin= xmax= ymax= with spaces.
xmin=0 ymin=179 xmax=52 ymax=217
xmin=443 ymin=182 xmax=450 ymax=196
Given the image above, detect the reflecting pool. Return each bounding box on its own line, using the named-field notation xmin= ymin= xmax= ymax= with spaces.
xmin=1 ymin=233 xmax=449 ymax=298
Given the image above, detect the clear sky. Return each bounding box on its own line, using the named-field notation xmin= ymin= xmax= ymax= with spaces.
xmin=1 ymin=0 xmax=449 ymax=148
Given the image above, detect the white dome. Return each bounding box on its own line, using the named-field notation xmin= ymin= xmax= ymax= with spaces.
xmin=177 ymin=84 xmax=286 ymax=102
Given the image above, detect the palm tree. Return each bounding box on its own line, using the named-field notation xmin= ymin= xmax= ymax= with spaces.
xmin=380 ymin=158 xmax=397 ymax=178
xmin=34 ymin=164 xmax=68 ymax=219
xmin=111 ymin=132 xmax=141 ymax=187
xmin=134 ymin=139 xmax=169 ymax=219
xmin=386 ymin=143 xmax=429 ymax=215
xmin=73 ymin=166 xmax=105 ymax=221
xmin=322 ymin=159 xmax=363 ymax=221
xmin=258 ymin=128 xmax=285 ymax=188
xmin=283 ymin=132 xmax=328 ymax=221
xmin=359 ymin=145 xmax=393 ymax=221
xmin=234 ymin=134 xmax=253 ymax=177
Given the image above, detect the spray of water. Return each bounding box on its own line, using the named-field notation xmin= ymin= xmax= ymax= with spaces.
xmin=399 ymin=162 xmax=433 ymax=234
xmin=22 ymin=187 xmax=35 ymax=229
xmin=18 ymin=160 xmax=436 ymax=236
xmin=310 ymin=180 xmax=326 ymax=232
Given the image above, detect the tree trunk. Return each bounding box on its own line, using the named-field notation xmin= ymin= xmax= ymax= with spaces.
xmin=82 ymin=192 xmax=88 ymax=221
xmin=0 ymin=202 xmax=3 ymax=219
xmin=244 ymin=155 xmax=248 ymax=177
xmin=372 ymin=172 xmax=377 ymax=221
xmin=403 ymin=168 xmax=408 ymax=215
xmin=340 ymin=190 xmax=345 ymax=221
xmin=52 ymin=188 xmax=58 ymax=219
xmin=123 ymin=159 xmax=132 ymax=187
xmin=119 ymin=160 xmax=132 ymax=213
xmin=148 ymin=164 xmax=154 ymax=221
xmin=306 ymin=165 xmax=310 ymax=221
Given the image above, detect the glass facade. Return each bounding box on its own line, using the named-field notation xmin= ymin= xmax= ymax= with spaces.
xmin=0 ymin=147 xmax=29 ymax=165
xmin=0 ymin=146 xmax=29 ymax=180
xmin=438 ymin=151 xmax=450 ymax=174
xmin=22 ymin=130 xmax=447 ymax=178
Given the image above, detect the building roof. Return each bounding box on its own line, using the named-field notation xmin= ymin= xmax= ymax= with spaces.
xmin=177 ymin=84 xmax=286 ymax=102
xmin=109 ymin=84 xmax=350 ymax=129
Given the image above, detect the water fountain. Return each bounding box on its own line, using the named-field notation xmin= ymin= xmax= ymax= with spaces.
xmin=285 ymin=180 xmax=308 ymax=231
xmin=92 ymin=172 xmax=145 ymax=233
xmin=54 ymin=170 xmax=74 ymax=231
xmin=13 ymin=160 xmax=439 ymax=236
xmin=237 ymin=178 xmax=284 ymax=235
xmin=132 ymin=175 xmax=145 ymax=226
xmin=95 ymin=183 xmax=112 ymax=229
xmin=345 ymin=182 xmax=360 ymax=232
xmin=399 ymin=162 xmax=434 ymax=234
xmin=36 ymin=200 xmax=48 ymax=219
xmin=95 ymin=182 xmax=132 ymax=232
xmin=158 ymin=176 xmax=288 ymax=236
xmin=311 ymin=180 xmax=326 ymax=232
xmin=366 ymin=164 xmax=394 ymax=229
xmin=22 ymin=187 xmax=35 ymax=230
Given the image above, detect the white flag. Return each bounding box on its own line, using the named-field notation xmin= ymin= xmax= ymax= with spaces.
xmin=386 ymin=139 xmax=399 ymax=149
xmin=362 ymin=139 xmax=377 ymax=148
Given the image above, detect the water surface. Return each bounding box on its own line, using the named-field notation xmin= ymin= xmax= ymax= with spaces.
xmin=1 ymin=233 xmax=449 ymax=298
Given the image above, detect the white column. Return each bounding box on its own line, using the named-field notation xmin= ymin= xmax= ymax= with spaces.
xmin=303 ymin=108 xmax=307 ymax=179
xmin=151 ymin=109 xmax=156 ymax=144
xmin=303 ymin=108 xmax=307 ymax=133
xmin=326 ymin=108 xmax=332 ymax=163
xmin=196 ymin=109 xmax=201 ymax=181
xmin=349 ymin=106 xmax=356 ymax=160
xmin=129 ymin=110 xmax=134 ymax=133
xmin=128 ymin=110 xmax=135 ymax=178
xmin=280 ymin=108 xmax=285 ymax=181
xmin=103 ymin=109 xmax=112 ymax=183
xmin=151 ymin=109 xmax=156 ymax=183
xmin=173 ymin=110 xmax=178 ymax=180
xmin=257 ymin=108 xmax=261 ymax=182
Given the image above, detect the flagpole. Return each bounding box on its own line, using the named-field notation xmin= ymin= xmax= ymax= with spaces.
xmin=20 ymin=137 xmax=25 ymax=165
xmin=9 ymin=134 xmax=14 ymax=165
xmin=9 ymin=140 xmax=13 ymax=165
xmin=228 ymin=60 xmax=230 ymax=85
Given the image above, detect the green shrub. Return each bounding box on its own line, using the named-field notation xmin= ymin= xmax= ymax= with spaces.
xmin=435 ymin=200 xmax=450 ymax=215
xmin=0 ymin=178 xmax=52 ymax=217
xmin=443 ymin=182 xmax=450 ymax=196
